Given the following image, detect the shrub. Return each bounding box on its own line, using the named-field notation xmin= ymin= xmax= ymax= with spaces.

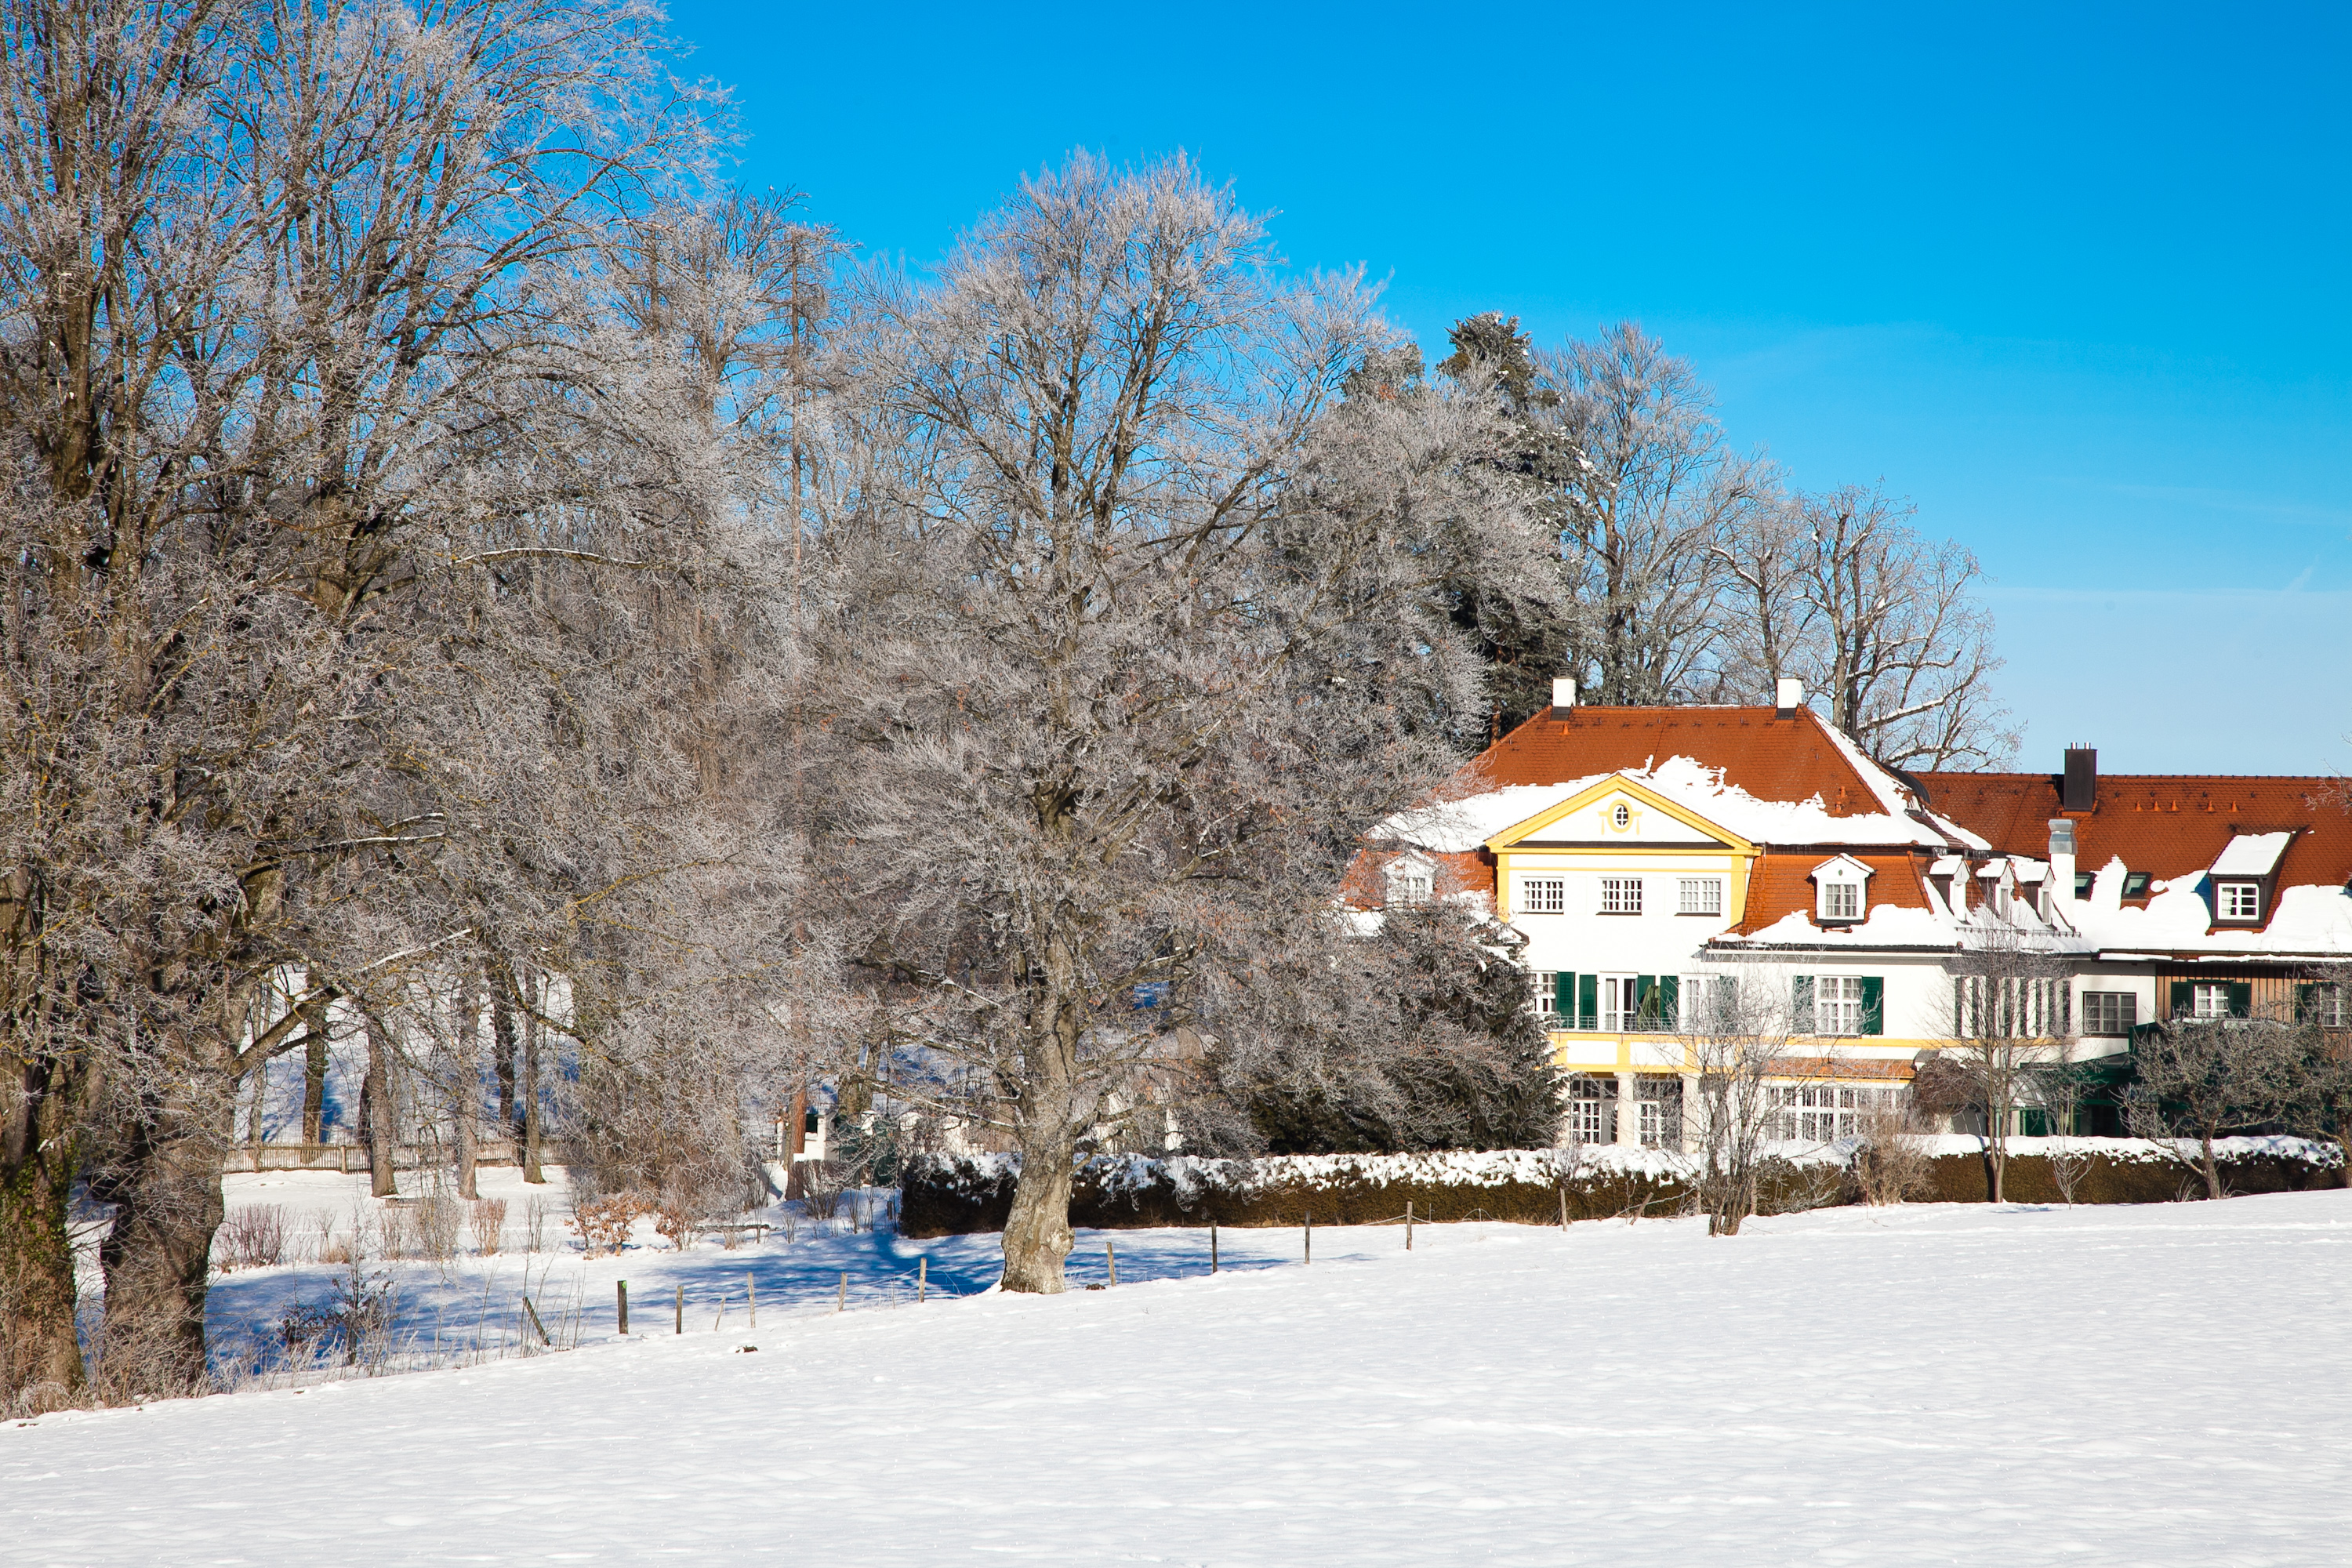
xmin=216 ymin=1204 xmax=288 ymax=1272
xmin=469 ymin=1197 xmax=508 ymax=1256
xmin=568 ymin=1194 xmax=652 ymax=1257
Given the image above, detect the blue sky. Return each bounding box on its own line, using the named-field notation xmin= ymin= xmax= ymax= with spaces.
xmin=666 ymin=1 xmax=2350 ymax=775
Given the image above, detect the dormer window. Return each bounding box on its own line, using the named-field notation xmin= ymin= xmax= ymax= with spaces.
xmin=2122 ymin=872 xmax=2151 ymax=898
xmin=1811 ymin=855 xmax=1873 ymax=924
xmin=2216 ymin=881 xmax=2261 ymax=921
xmin=1385 ymin=856 xmax=1433 ymax=906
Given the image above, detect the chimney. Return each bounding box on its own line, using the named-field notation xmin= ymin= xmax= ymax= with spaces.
xmin=1774 ymin=677 xmax=1803 ymax=718
xmin=2062 ymin=746 xmax=2096 ymax=812
xmin=2047 ymin=818 xmax=2077 ymax=909
xmin=1551 ymin=677 xmax=1577 ymax=717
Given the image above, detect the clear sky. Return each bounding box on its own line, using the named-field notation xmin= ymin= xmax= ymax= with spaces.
xmin=665 ymin=0 xmax=2350 ymax=776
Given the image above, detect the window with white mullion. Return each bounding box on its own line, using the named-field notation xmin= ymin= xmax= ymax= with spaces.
xmin=1678 ymin=877 xmax=1723 ymax=916
xmin=1519 ymin=876 xmax=1565 ymax=915
xmin=1600 ymin=877 xmax=1642 ymax=915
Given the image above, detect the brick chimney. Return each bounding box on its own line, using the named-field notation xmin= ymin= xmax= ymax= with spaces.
xmin=2062 ymin=746 xmax=2096 ymax=812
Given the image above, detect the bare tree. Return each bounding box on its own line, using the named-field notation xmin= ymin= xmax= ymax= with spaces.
xmin=811 ymin=153 xmax=1534 ymax=1293
xmin=1533 ymin=324 xmax=1769 ymax=705
xmin=2124 ymin=1012 xmax=2311 ymax=1201
xmin=1939 ymin=933 xmax=2074 ymax=1203
xmin=0 ymin=0 xmax=728 ymax=1400
xmin=1717 ymin=486 xmax=2015 ymax=768
xmin=1677 ymin=969 xmax=1802 ymax=1236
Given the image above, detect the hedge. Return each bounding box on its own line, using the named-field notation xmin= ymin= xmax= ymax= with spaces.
xmin=898 ymin=1137 xmax=2347 ymax=1237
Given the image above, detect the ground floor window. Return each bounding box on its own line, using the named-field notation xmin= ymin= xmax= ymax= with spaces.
xmin=1773 ymin=1083 xmax=1902 ymax=1142
xmin=2080 ymin=990 xmax=2136 ymax=1036
xmin=1563 ymin=1076 xmax=1616 ymax=1145
xmin=1635 ymin=1075 xmax=1682 ymax=1149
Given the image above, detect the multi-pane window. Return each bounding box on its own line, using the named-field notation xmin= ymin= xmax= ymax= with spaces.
xmin=1820 ymin=880 xmax=1861 ymax=921
xmin=1600 ymin=877 xmax=1642 ymax=915
xmin=1774 ymin=1084 xmax=1901 ymax=1142
xmin=2190 ymin=982 xmax=2232 ymax=1019
xmin=1563 ymin=1076 xmax=1615 ymax=1145
xmin=1520 ymin=877 xmax=1565 ymax=914
xmin=2218 ymin=881 xmax=2261 ymax=920
xmin=1954 ymin=975 xmax=2067 ymax=1038
xmin=1530 ymin=971 xmax=1559 ymax=1022
xmin=1816 ymin=975 xmax=1864 ymax=1036
xmin=1679 ymin=877 xmax=1724 ymax=916
xmin=1635 ymin=1076 xmax=1681 ymax=1149
xmin=2080 ymin=991 xmax=2136 ymax=1036
xmin=2310 ymin=984 xmax=2350 ymax=1027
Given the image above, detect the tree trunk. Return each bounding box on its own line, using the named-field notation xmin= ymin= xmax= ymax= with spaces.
xmin=2201 ymin=1129 xmax=2221 ymax=1201
xmin=360 ymin=1018 xmax=400 ymax=1199
xmin=1000 ymin=1127 xmax=1078 ymax=1294
xmin=94 ymin=1094 xmax=227 ymax=1401
xmin=520 ymin=995 xmax=544 ymax=1185
xmin=299 ymin=971 xmax=329 ymax=1151
xmin=452 ymin=979 xmax=479 ymax=1202
xmin=0 ymin=1052 xmax=87 ymax=1410
xmin=491 ymin=967 xmax=519 ymax=1137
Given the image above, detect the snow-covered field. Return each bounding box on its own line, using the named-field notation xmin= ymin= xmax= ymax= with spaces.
xmin=11 ymin=1187 xmax=2351 ymax=1565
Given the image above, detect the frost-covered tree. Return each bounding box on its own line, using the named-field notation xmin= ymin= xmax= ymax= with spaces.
xmin=811 ymin=154 xmax=1541 ymax=1294
xmin=0 ymin=0 xmax=769 ymax=1403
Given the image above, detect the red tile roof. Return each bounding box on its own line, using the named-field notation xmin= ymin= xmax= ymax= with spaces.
xmin=1730 ymin=852 xmax=1936 ymax=935
xmin=1338 ymin=848 xmax=1497 ymax=910
xmin=1468 ymin=706 xmax=1897 ymax=819
xmin=1915 ymin=772 xmax=2352 ymax=894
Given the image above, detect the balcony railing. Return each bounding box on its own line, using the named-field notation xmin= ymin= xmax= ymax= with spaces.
xmin=1538 ymin=1013 xmax=1682 ymax=1033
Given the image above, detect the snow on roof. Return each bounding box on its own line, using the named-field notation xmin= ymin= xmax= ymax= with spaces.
xmin=2212 ymin=831 xmax=2296 ymax=877
xmin=1378 ymin=755 xmax=1965 ymax=854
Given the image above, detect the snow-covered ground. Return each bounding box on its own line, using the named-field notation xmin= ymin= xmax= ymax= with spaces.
xmin=13 ymin=1188 xmax=2352 ymax=1565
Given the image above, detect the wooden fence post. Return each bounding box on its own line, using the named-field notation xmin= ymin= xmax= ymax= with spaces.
xmin=837 ymin=1271 xmax=847 ymax=1313
xmin=675 ymin=1283 xmax=684 ymax=1335
xmin=522 ymin=1295 xmax=551 ymax=1348
xmin=1304 ymin=1215 xmax=1312 ymax=1264
xmin=748 ymin=1272 xmax=757 ymax=1330
xmin=918 ymin=1254 xmax=927 ymax=1303
xmin=1559 ymin=1186 xmax=1570 ymax=1229
xmin=1406 ymin=1201 xmax=1414 ymax=1251
xmin=1210 ymin=1224 xmax=1218 ymax=1274
xmin=617 ymin=1280 xmax=629 ymax=1336
xmin=1105 ymin=1239 xmax=1118 ymax=1287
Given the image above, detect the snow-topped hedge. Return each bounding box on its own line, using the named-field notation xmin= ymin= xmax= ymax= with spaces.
xmin=898 ymin=1137 xmax=2347 ymax=1236
xmin=898 ymin=1145 xmax=1847 ymax=1237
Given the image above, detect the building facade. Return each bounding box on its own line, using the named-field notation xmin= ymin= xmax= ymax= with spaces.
xmin=1362 ymin=680 xmax=2352 ymax=1149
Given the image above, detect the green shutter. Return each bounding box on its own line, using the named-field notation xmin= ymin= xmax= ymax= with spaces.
xmin=1577 ymin=972 xmax=1599 ymax=1032
xmin=2169 ymin=980 xmax=2193 ymax=1022
xmin=1554 ymin=971 xmax=1573 ymax=1022
xmin=2227 ymin=982 xmax=2252 ymax=1018
xmin=1860 ymin=976 xmax=1884 ymax=1036
xmin=1659 ymin=975 xmax=1679 ymax=1029
xmin=1793 ymin=975 xmax=1816 ymax=1035
xmin=1635 ymin=975 xmax=1657 ymax=1025
xmin=2297 ymin=982 xmax=2318 ymax=1022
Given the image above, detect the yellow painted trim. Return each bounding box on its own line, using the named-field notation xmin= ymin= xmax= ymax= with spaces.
xmin=1485 ymin=774 xmax=1759 ymax=857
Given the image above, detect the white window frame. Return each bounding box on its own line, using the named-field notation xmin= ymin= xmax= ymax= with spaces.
xmin=2079 ymin=990 xmax=2136 ymax=1036
xmin=1678 ymin=877 xmax=1724 ymax=916
xmin=1386 ymin=859 xmax=1432 ymax=906
xmin=1820 ymin=880 xmax=1861 ymax=921
xmin=1531 ymin=971 xmax=1559 ymax=1022
xmin=1563 ymin=1076 xmax=1613 ymax=1145
xmin=1520 ymin=876 xmax=1566 ymax=915
xmin=2217 ymin=881 xmax=2261 ymax=920
xmin=1599 ymin=877 xmax=1642 ymax=916
xmin=2314 ymin=983 xmax=2349 ymax=1028
xmin=1599 ymin=975 xmax=1639 ymax=1033
xmin=2190 ymin=982 xmax=2231 ymax=1019
xmin=1816 ymin=975 xmax=1864 ymax=1036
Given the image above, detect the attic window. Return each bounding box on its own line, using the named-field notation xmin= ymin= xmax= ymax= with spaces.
xmin=2074 ymin=873 xmax=2095 ymax=898
xmin=1820 ymin=880 xmax=1861 ymax=922
xmin=1610 ymin=802 xmax=1632 ymax=830
xmin=2217 ymin=881 xmax=2261 ymax=921
xmin=1387 ymin=863 xmax=1432 ymax=906
xmin=2122 ymin=872 xmax=2151 ymax=898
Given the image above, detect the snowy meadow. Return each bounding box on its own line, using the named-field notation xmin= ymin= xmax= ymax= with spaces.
xmin=8 ymin=1188 xmax=2349 ymax=1566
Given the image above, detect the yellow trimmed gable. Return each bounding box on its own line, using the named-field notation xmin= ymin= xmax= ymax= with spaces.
xmin=1487 ymin=773 xmax=1761 ymax=926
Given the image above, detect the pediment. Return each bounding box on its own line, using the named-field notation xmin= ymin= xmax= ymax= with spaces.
xmin=1486 ymin=775 xmax=1752 ymax=854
